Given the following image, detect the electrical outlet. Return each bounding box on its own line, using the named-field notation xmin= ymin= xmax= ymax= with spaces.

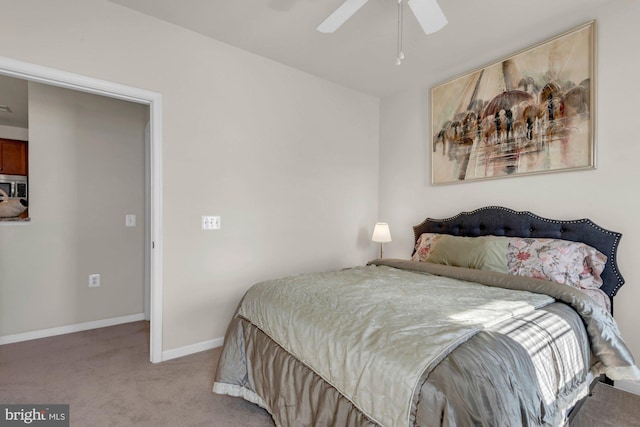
xmin=202 ymin=216 xmax=221 ymax=230
xmin=89 ymin=274 xmax=101 ymax=287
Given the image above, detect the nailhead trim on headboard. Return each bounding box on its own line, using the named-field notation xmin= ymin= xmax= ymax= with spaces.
xmin=412 ymin=206 xmax=625 ymax=301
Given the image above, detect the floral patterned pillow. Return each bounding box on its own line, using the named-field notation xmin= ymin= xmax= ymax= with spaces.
xmin=506 ymin=237 xmax=607 ymax=290
xmin=411 ymin=233 xmax=442 ymax=262
xmin=412 ymin=234 xmax=607 ymax=292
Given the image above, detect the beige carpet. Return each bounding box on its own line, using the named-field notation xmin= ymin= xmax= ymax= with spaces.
xmin=0 ymin=321 xmax=273 ymax=427
xmin=1 ymin=320 xmax=639 ymax=426
xmin=570 ymin=382 xmax=640 ymax=427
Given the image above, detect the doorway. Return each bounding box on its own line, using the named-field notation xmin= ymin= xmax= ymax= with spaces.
xmin=0 ymin=56 xmax=164 ymax=363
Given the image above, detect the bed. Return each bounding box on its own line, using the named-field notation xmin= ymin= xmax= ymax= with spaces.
xmin=213 ymin=206 xmax=640 ymax=426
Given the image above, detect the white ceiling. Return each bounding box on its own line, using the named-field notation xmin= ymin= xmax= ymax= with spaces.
xmin=108 ymin=0 xmax=614 ymax=97
xmin=0 ymin=0 xmax=617 ymax=123
xmin=0 ymin=75 xmax=28 ymax=128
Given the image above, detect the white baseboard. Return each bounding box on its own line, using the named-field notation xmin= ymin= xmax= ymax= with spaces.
xmin=162 ymin=336 xmax=224 ymax=362
xmin=0 ymin=313 xmax=145 ymax=345
xmin=615 ymin=380 xmax=640 ymax=395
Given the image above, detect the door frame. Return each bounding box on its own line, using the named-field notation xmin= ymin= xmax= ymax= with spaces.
xmin=0 ymin=56 xmax=164 ymax=363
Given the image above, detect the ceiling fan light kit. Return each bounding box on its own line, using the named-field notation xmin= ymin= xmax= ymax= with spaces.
xmin=396 ymin=0 xmax=405 ymax=65
xmin=317 ymin=0 xmax=447 ymax=65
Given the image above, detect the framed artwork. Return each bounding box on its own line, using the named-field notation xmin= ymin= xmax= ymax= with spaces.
xmin=431 ymin=21 xmax=596 ymax=184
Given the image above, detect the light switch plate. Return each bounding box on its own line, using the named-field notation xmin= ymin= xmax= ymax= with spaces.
xmin=202 ymin=216 xmax=221 ymax=230
xmin=89 ymin=274 xmax=101 ymax=287
xmin=125 ymin=214 xmax=136 ymax=227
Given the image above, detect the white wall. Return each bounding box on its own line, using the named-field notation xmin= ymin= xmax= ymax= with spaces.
xmin=0 ymin=82 xmax=147 ymax=335
xmin=379 ymin=1 xmax=640 ymax=387
xmin=0 ymin=0 xmax=380 ymax=351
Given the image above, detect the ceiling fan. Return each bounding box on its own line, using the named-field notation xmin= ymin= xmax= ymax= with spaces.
xmin=317 ymin=0 xmax=447 ymax=64
xmin=317 ymin=0 xmax=447 ymax=35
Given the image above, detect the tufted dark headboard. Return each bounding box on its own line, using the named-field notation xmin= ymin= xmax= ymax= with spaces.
xmin=412 ymin=206 xmax=624 ymax=302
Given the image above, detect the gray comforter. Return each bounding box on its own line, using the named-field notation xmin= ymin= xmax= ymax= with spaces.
xmin=213 ymin=260 xmax=640 ymax=426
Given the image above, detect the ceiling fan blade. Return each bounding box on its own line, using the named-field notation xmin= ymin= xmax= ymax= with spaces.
xmin=317 ymin=0 xmax=369 ymax=33
xmin=407 ymin=0 xmax=447 ymax=35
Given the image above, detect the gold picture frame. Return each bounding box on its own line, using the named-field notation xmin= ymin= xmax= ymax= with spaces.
xmin=431 ymin=21 xmax=596 ymax=184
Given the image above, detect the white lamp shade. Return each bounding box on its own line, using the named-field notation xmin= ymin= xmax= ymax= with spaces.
xmin=371 ymin=222 xmax=392 ymax=243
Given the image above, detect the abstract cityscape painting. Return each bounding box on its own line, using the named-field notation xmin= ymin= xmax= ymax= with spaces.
xmin=431 ymin=22 xmax=595 ymax=184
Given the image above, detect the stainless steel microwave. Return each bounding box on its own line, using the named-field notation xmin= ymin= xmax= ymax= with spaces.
xmin=0 ymin=174 xmax=27 ymax=199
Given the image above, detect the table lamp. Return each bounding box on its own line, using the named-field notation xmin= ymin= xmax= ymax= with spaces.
xmin=371 ymin=222 xmax=392 ymax=258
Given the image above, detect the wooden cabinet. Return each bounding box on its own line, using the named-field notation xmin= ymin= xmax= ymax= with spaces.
xmin=0 ymin=139 xmax=28 ymax=176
